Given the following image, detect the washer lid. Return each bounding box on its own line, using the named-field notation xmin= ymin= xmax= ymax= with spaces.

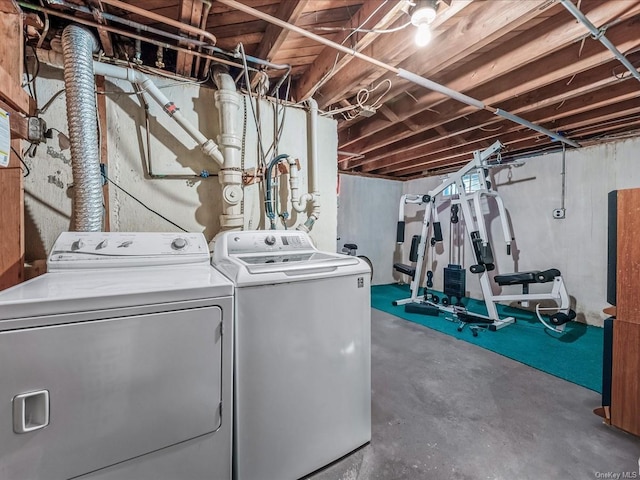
xmin=0 ymin=265 xmax=233 ymax=321
xmin=210 ymin=231 xmax=370 ymax=286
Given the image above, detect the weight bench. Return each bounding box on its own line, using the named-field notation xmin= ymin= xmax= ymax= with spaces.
xmin=490 ymin=268 xmax=576 ymax=332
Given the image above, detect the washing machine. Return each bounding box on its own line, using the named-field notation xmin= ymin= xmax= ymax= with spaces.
xmin=211 ymin=230 xmax=371 ymax=480
xmin=0 ymin=232 xmax=233 ymax=480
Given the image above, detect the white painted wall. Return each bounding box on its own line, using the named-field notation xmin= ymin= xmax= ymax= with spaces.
xmin=337 ymin=174 xmax=403 ymax=285
xmin=23 ymin=64 xmax=337 ymax=261
xmin=403 ymin=137 xmax=640 ymax=326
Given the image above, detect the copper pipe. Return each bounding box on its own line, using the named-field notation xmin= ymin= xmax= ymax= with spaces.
xmin=100 ymin=0 xmax=217 ymax=46
xmin=20 ymin=3 xmax=253 ymax=73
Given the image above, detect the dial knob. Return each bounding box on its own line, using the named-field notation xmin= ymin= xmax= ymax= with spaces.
xmin=171 ymin=237 xmax=187 ymax=250
xmin=264 ymin=235 xmax=276 ymax=246
xmin=71 ymin=239 xmax=84 ymax=251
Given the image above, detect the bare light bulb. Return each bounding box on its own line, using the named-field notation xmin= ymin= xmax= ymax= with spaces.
xmin=415 ymin=23 xmax=432 ymax=47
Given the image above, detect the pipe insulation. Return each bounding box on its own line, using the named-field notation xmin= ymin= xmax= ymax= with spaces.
xmin=61 ymin=25 xmax=103 ymax=232
xmin=213 ymin=66 xmax=244 ymax=230
xmin=216 ymin=0 xmax=581 ymax=149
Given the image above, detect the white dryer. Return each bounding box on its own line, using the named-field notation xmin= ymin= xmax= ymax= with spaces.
xmin=0 ymin=232 xmax=233 ymax=480
xmin=211 ymin=230 xmax=371 ymax=480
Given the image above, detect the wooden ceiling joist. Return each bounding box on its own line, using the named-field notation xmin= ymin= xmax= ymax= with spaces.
xmin=293 ymin=0 xmax=407 ymax=101
xmin=15 ymin=0 xmax=640 ymax=179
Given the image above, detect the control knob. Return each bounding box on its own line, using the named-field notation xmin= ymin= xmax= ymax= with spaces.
xmin=71 ymin=239 xmax=84 ymax=251
xmin=171 ymin=237 xmax=188 ymax=250
xmin=264 ymin=235 xmax=276 ymax=246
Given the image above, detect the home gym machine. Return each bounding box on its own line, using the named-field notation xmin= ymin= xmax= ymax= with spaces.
xmin=393 ymin=140 xmax=576 ymax=334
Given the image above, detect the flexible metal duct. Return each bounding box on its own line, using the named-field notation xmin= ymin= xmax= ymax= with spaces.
xmin=61 ymin=25 xmax=102 ymax=231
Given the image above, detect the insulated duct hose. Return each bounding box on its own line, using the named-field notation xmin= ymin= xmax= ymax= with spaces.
xmin=61 ymin=25 xmax=103 ymax=231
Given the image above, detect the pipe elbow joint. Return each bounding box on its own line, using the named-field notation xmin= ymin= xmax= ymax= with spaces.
xmin=201 ymin=139 xmax=224 ymax=165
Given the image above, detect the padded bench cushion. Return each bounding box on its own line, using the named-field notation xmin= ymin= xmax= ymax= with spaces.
xmin=393 ymin=263 xmax=416 ymax=278
xmin=494 ymin=271 xmax=540 ymax=286
xmin=495 ymin=268 xmax=561 ymax=286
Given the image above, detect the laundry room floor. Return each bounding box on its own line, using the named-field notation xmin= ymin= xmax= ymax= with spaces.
xmin=305 ymin=309 xmax=640 ymax=480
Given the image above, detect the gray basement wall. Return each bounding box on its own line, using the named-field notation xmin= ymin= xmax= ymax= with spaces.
xmin=337 ymin=136 xmax=640 ymax=326
xmin=24 ymin=64 xmax=338 ymax=262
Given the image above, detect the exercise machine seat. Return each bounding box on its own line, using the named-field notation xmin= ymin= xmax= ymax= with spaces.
xmin=394 ymin=263 xmax=416 ymax=278
xmin=494 ymin=271 xmax=539 ymax=286
xmin=494 ymin=268 xmax=561 ymax=286
xmin=343 ymin=243 xmax=358 ymax=251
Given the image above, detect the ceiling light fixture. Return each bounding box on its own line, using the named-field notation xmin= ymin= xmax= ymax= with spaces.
xmin=411 ymin=0 xmax=437 ymax=47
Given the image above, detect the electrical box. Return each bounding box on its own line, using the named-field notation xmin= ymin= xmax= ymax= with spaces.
xmin=553 ymin=208 xmax=566 ymax=219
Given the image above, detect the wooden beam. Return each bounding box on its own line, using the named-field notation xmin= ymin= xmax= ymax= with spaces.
xmin=0 ymin=168 xmax=24 ymax=289
xmin=86 ymin=0 xmax=115 ymax=57
xmin=0 ymin=99 xmax=28 ymax=140
xmin=383 ymin=100 xmax=640 ymax=176
xmin=96 ymin=76 xmax=110 ymax=232
xmin=293 ymin=0 xmax=418 ymax=102
xmin=342 ymin=12 xmax=640 ymax=164
xmin=254 ymin=0 xmax=308 ymax=61
xmin=356 ymin=58 xmax=637 ymax=171
xmin=334 ymin=0 xmax=553 ymax=115
xmin=339 ymin=0 xmax=640 ymax=152
xmin=0 ymin=0 xmax=19 ymax=14
xmin=371 ymin=80 xmax=639 ymax=175
xmin=0 ymin=1 xmax=24 ymax=290
xmin=175 ymin=0 xmax=203 ymax=77
xmin=0 ymin=66 xmax=35 ymax=116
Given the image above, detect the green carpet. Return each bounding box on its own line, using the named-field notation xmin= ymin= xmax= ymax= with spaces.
xmin=372 ymin=283 xmax=603 ymax=393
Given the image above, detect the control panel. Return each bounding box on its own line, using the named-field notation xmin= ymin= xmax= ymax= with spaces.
xmin=48 ymin=232 xmax=210 ymax=270
xmin=224 ymin=231 xmax=313 ymax=255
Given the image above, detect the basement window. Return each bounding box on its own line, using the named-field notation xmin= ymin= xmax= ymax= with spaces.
xmin=442 ymin=172 xmax=482 ymax=196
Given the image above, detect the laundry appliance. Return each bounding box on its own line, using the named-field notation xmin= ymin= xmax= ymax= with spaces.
xmin=0 ymin=232 xmax=233 ymax=480
xmin=211 ymin=230 xmax=371 ymax=480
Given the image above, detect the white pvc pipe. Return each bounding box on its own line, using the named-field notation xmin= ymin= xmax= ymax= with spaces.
xmin=289 ymin=157 xmax=313 ymax=213
xmin=92 ymin=62 xmax=224 ymax=165
xmin=37 ymin=48 xmax=225 ymax=165
xmin=213 ymin=67 xmax=244 ymax=230
xmin=295 ymin=98 xmax=321 ymax=232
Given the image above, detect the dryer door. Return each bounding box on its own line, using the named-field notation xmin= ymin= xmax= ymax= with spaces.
xmin=0 ymin=306 xmax=223 ymax=480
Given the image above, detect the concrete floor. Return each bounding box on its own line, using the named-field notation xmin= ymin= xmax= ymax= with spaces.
xmin=307 ymin=309 xmax=640 ymax=480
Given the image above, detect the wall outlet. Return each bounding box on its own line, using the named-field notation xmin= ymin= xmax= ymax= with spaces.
xmin=553 ymin=208 xmax=566 ymax=219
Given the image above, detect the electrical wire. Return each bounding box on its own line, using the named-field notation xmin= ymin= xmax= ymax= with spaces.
xmin=238 ymin=43 xmax=267 ymax=167
xmin=307 ymin=0 xmax=393 ymax=98
xmin=101 ymin=171 xmax=189 ymax=232
xmin=10 ymin=146 xmax=30 ymax=177
xmin=323 ymin=79 xmax=393 ymax=119
xmin=22 ymin=43 xmax=39 ymax=107
xmin=310 ymin=21 xmax=411 ymax=34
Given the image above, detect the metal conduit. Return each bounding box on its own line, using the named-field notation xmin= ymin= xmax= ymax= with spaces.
xmin=216 ymin=0 xmax=581 ymax=149
xmin=18 ymin=2 xmax=258 ymax=74
xmin=19 ymin=2 xmax=290 ymax=77
xmin=99 ymin=0 xmax=217 ymax=46
xmin=560 ymin=0 xmax=640 ymax=84
xmin=61 ymin=25 xmax=103 ymax=231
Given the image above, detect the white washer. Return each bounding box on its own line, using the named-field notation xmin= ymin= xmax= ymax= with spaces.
xmin=211 ymin=230 xmax=371 ymax=480
xmin=0 ymin=232 xmax=233 ymax=480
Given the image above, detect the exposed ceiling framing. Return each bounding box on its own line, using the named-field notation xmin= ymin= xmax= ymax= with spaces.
xmin=18 ymin=0 xmax=640 ymax=179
